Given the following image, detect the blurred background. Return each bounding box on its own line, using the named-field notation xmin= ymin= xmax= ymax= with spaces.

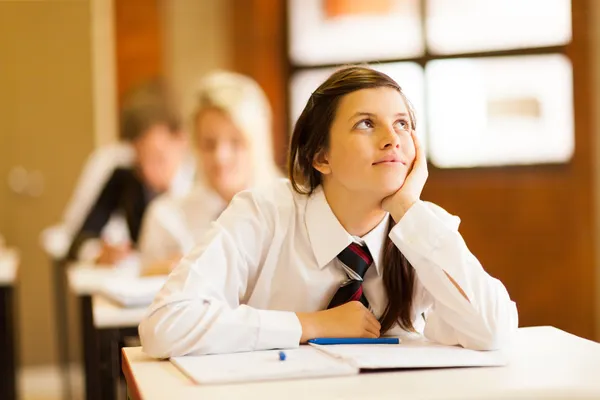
xmin=0 ymin=0 xmax=599 ymax=398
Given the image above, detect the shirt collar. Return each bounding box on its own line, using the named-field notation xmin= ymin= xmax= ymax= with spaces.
xmin=305 ymin=185 xmax=389 ymax=276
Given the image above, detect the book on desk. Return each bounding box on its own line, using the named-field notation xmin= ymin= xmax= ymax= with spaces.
xmin=99 ymin=275 xmax=166 ymax=307
xmin=171 ymin=338 xmax=508 ymax=385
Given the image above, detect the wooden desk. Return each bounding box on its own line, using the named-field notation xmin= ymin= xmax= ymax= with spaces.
xmin=0 ymin=250 xmax=18 ymax=400
xmin=68 ymin=263 xmax=146 ymax=400
xmin=122 ymin=326 xmax=600 ymax=400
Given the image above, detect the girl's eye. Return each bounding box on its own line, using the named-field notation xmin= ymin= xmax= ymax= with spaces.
xmin=355 ymin=119 xmax=374 ymax=130
xmin=394 ymin=119 xmax=410 ymax=131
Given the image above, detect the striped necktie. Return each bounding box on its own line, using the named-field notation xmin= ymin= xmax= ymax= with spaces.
xmin=327 ymin=242 xmax=373 ymax=309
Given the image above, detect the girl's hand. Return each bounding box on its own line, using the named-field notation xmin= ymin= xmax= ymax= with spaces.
xmin=95 ymin=241 xmax=131 ymax=266
xmin=382 ymin=131 xmax=428 ymax=222
xmin=296 ymin=301 xmax=381 ymax=342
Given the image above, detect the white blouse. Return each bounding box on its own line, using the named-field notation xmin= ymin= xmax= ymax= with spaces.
xmin=139 ymin=179 xmax=518 ymax=358
xmin=138 ymin=185 xmax=226 ymax=268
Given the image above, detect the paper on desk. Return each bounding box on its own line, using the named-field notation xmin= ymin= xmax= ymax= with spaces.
xmin=311 ymin=340 xmax=508 ymax=369
xmin=0 ymin=249 xmax=19 ymax=283
xmin=99 ymin=276 xmax=166 ymax=307
xmin=171 ymin=347 xmax=358 ymax=385
xmin=68 ymin=255 xmax=141 ymax=295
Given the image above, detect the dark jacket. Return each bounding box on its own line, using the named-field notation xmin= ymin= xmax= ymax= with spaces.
xmin=67 ymin=167 xmax=157 ymax=260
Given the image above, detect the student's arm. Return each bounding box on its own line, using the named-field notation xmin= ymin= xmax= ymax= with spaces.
xmin=389 ymin=201 xmax=518 ymax=351
xmin=61 ymin=143 xmax=134 ymax=237
xmin=138 ymin=191 xmax=302 ymax=358
xmin=138 ymin=197 xmax=185 ymax=275
xmin=66 ymin=169 xmax=125 ymax=261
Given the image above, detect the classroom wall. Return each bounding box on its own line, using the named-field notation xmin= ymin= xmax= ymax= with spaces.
xmin=229 ymin=0 xmax=288 ymax=166
xmin=589 ymin=0 xmax=600 ymax=341
xmin=91 ymin=0 xmax=118 ymax=147
xmin=0 ymin=1 xmax=96 ymax=366
xmin=159 ymin=0 xmax=232 ymax=126
xmin=92 ymin=0 xmax=233 ymax=145
xmin=114 ymin=0 xmax=164 ymax=106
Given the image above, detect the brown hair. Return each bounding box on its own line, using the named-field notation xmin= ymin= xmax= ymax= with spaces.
xmin=288 ymin=66 xmax=417 ymax=333
xmin=119 ymin=80 xmax=181 ymax=142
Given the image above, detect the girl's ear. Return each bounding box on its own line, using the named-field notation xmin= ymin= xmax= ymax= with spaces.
xmin=312 ymin=149 xmax=331 ymax=175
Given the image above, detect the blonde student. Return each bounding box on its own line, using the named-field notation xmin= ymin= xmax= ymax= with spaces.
xmin=139 ymin=66 xmax=518 ymax=357
xmin=138 ymin=71 xmax=280 ymax=275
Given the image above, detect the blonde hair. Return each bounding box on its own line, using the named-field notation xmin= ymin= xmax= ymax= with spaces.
xmin=192 ymin=71 xmax=280 ymax=184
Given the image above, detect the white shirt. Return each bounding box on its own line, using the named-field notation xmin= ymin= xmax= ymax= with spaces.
xmin=139 ymin=179 xmax=518 ymax=358
xmin=139 ymin=185 xmax=226 ymax=268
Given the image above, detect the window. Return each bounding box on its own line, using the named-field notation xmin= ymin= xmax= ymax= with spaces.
xmin=287 ymin=0 xmax=573 ymax=168
xmin=288 ymin=0 xmax=423 ymax=66
xmin=426 ymin=54 xmax=573 ymax=167
xmin=426 ymin=0 xmax=571 ymax=54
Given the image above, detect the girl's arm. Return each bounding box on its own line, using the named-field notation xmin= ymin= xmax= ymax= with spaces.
xmin=383 ymin=132 xmax=517 ymax=350
xmin=138 ymin=197 xmax=186 ymax=274
xmin=390 ymin=201 xmax=518 ymax=350
xmin=138 ymin=190 xmax=302 ymax=358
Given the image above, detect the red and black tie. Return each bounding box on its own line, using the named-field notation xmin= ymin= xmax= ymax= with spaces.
xmin=327 ymin=242 xmax=373 ymax=309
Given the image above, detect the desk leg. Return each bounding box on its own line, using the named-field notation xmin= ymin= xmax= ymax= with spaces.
xmin=0 ymin=285 xmax=17 ymax=400
xmin=98 ymin=328 xmax=120 ymax=400
xmin=52 ymin=258 xmax=72 ymax=400
xmin=80 ymin=295 xmax=101 ymax=400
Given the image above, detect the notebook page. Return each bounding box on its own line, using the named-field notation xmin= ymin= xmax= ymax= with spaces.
xmin=311 ymin=340 xmax=508 ymax=369
xmin=171 ymin=347 xmax=358 ymax=385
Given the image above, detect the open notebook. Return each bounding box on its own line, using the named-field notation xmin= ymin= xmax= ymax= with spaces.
xmin=171 ymin=339 xmax=508 ymax=385
xmin=99 ymin=276 xmax=166 ymax=307
xmin=311 ymin=340 xmax=509 ymax=369
xmin=172 ymin=347 xmax=358 ymax=385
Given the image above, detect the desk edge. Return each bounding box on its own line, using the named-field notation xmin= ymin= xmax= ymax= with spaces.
xmin=122 ymin=348 xmax=143 ymax=400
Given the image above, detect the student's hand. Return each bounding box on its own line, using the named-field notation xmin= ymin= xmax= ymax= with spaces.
xmin=382 ymin=131 xmax=428 ymax=222
xmin=95 ymin=242 xmax=132 ymax=266
xmin=141 ymin=255 xmax=182 ymax=277
xmin=296 ymin=301 xmax=381 ymax=343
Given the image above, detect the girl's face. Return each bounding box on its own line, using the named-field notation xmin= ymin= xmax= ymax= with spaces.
xmin=314 ymin=87 xmax=416 ymax=199
xmin=195 ymin=108 xmax=252 ymax=200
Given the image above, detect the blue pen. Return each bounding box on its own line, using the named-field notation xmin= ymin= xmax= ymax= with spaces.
xmin=278 ymin=351 xmax=287 ymax=361
xmin=307 ymin=337 xmax=400 ymax=345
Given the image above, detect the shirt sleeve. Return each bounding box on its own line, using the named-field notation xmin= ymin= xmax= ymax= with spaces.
xmin=61 ymin=143 xmax=134 ymax=238
xmin=138 ymin=197 xmax=186 ymax=269
xmin=389 ymin=201 xmax=518 ymax=350
xmin=138 ymin=190 xmax=302 ymax=358
xmin=67 ymin=168 xmax=125 ymax=261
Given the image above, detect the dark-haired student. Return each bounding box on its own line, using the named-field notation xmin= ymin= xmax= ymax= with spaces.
xmin=139 ymin=66 xmax=518 ymax=357
xmin=67 ymin=83 xmax=194 ymax=264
